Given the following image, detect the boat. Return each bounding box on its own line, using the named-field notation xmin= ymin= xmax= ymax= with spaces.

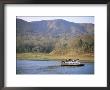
xmin=61 ymin=59 xmax=84 ymax=66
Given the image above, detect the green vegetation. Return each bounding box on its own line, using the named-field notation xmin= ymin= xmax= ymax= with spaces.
xmin=17 ymin=34 xmax=94 ymax=53
xmin=16 ymin=35 xmax=94 ymax=61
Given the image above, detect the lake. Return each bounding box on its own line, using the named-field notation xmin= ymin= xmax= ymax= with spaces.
xmin=16 ymin=60 xmax=94 ymax=74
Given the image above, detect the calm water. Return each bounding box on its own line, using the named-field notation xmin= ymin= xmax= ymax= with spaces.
xmin=16 ymin=60 xmax=94 ymax=74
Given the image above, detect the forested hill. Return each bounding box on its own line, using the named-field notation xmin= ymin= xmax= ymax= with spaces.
xmin=16 ymin=18 xmax=94 ymax=55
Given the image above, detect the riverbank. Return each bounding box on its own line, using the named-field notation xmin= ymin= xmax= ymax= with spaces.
xmin=16 ymin=53 xmax=94 ymax=62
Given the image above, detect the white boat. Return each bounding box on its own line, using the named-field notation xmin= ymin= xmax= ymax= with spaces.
xmin=61 ymin=59 xmax=84 ymax=66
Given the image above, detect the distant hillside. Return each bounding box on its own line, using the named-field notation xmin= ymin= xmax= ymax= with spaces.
xmin=16 ymin=19 xmax=94 ymax=37
xmin=16 ymin=18 xmax=94 ymax=55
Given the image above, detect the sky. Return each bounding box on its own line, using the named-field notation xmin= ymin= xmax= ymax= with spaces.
xmin=17 ymin=16 xmax=94 ymax=24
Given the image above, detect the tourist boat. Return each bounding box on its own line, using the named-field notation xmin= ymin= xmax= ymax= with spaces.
xmin=61 ymin=59 xmax=84 ymax=66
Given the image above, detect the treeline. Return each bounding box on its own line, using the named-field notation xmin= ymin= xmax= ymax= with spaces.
xmin=16 ymin=33 xmax=94 ymax=54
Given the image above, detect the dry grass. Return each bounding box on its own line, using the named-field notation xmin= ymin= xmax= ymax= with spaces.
xmin=17 ymin=52 xmax=94 ymax=62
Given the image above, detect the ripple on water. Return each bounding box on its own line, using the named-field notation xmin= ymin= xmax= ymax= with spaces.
xmin=16 ymin=60 xmax=94 ymax=74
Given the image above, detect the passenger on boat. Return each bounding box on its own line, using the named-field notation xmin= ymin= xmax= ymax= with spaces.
xmin=66 ymin=59 xmax=72 ymax=61
xmin=62 ymin=61 xmax=65 ymax=63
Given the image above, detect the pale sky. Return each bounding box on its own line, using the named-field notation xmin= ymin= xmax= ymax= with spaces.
xmin=17 ymin=16 xmax=94 ymax=24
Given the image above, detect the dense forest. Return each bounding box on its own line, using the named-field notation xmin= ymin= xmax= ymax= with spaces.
xmin=16 ymin=18 xmax=94 ymax=59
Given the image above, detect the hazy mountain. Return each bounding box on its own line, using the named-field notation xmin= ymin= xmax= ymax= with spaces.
xmin=16 ymin=18 xmax=94 ymax=37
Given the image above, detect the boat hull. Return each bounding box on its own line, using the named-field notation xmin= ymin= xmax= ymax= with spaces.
xmin=61 ymin=64 xmax=84 ymax=66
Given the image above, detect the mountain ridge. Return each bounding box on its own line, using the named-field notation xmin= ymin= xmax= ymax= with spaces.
xmin=16 ymin=18 xmax=94 ymax=37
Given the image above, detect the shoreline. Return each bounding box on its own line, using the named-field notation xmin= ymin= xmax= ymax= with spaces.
xmin=16 ymin=52 xmax=94 ymax=63
xmin=16 ymin=59 xmax=94 ymax=63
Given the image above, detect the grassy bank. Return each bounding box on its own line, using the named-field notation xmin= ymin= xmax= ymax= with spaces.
xmin=17 ymin=52 xmax=94 ymax=62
